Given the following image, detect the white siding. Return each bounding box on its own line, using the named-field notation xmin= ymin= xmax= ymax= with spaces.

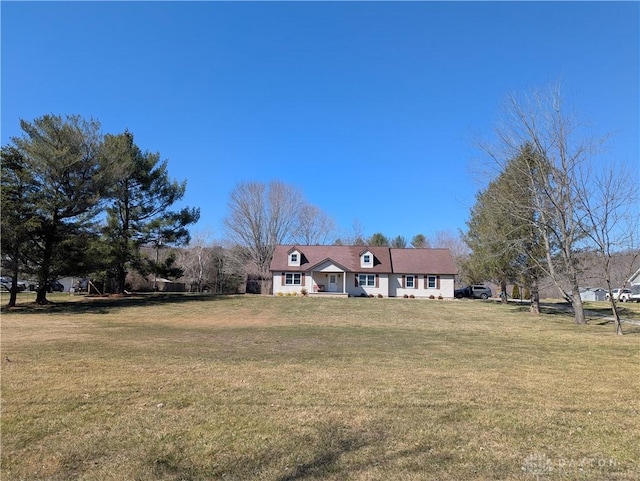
xmin=391 ymin=274 xmax=455 ymax=298
xmin=346 ymin=273 xmax=388 ymax=297
xmin=273 ymin=272 xmax=310 ymax=296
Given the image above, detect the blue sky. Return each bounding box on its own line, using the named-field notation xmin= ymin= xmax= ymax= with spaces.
xmin=2 ymin=1 xmax=638 ymax=244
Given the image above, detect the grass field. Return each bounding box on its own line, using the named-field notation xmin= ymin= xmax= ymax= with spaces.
xmin=1 ymin=293 xmax=639 ymax=480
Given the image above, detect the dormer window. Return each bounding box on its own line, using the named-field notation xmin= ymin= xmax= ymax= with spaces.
xmin=361 ymin=251 xmax=374 ymax=268
xmin=288 ymin=250 xmax=301 ymax=266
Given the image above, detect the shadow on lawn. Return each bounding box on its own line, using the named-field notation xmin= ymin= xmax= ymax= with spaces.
xmin=276 ymin=423 xmax=369 ymax=481
xmin=506 ymin=301 xmax=640 ymax=334
xmin=261 ymin=420 xmax=455 ymax=481
xmin=1 ymin=292 xmax=235 ymax=315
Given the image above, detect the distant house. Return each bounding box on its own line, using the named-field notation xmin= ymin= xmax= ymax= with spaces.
xmin=269 ymin=245 xmax=457 ymax=298
xmin=629 ymin=268 xmax=640 ymax=300
xmin=579 ymin=287 xmax=607 ymax=302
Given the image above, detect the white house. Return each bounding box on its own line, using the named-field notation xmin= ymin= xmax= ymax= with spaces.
xmin=269 ymin=245 xmax=457 ymax=298
xmin=629 ymin=268 xmax=640 ymax=301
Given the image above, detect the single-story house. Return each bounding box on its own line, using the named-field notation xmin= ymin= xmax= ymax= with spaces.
xmin=269 ymin=245 xmax=457 ymax=298
xmin=578 ymin=287 xmax=607 ymax=302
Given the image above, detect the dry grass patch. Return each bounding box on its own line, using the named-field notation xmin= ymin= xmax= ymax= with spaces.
xmin=2 ymin=294 xmax=639 ymax=480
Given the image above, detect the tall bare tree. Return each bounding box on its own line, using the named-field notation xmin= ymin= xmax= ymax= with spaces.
xmin=577 ymin=164 xmax=639 ymax=334
xmin=223 ymin=181 xmax=304 ymax=279
xmin=294 ymin=204 xmax=336 ymax=245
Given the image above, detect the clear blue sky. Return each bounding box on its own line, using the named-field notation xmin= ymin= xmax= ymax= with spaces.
xmin=2 ymin=1 xmax=638 ymax=243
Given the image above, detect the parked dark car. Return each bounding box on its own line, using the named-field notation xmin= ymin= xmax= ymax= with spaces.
xmin=454 ymin=285 xmax=492 ymax=300
xmin=34 ymin=280 xmax=65 ymax=292
xmin=48 ymin=280 xmax=65 ymax=292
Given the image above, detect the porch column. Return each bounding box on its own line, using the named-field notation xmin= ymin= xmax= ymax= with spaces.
xmin=343 ymin=272 xmax=346 ymax=294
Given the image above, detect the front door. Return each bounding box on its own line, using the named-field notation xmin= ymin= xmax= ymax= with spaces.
xmin=328 ymin=274 xmax=338 ymax=292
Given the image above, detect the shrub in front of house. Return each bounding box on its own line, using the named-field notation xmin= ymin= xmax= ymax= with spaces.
xmin=403 ymin=294 xmax=409 ymax=299
xmin=429 ymin=295 xmax=435 ymax=299
xmin=409 ymin=294 xmax=415 ymax=299
xmin=377 ymin=293 xmax=383 ymax=298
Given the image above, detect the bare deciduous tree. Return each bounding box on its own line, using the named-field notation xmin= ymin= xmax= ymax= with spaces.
xmin=176 ymin=230 xmax=215 ymax=292
xmin=295 ymin=204 xmax=337 ymax=245
xmin=577 ymin=165 xmax=639 ymax=334
xmin=223 ymin=181 xmax=304 ymax=280
xmin=432 ymin=230 xmax=469 ymax=261
xmin=334 ymin=219 xmax=366 ymax=246
xmin=431 ymin=230 xmax=469 ymax=286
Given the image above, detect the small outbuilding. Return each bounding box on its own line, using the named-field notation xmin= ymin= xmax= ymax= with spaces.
xmin=579 ymin=287 xmax=607 ymax=302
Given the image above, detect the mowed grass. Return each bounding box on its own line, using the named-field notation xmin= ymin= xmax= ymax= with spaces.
xmin=1 ymin=294 xmax=639 ymax=481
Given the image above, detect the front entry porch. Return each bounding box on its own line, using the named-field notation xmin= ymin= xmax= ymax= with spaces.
xmin=311 ymin=271 xmax=346 ymax=294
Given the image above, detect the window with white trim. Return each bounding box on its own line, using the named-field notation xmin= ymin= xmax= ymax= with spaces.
xmin=427 ymin=275 xmax=437 ymax=288
xmin=358 ymin=274 xmax=375 ymax=287
xmin=288 ymin=251 xmax=301 ymax=266
xmin=361 ymin=253 xmax=373 ymax=268
xmin=406 ymin=275 xmax=415 ymax=288
xmin=285 ymin=273 xmax=302 ymax=285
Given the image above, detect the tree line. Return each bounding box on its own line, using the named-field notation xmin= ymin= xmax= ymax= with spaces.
xmin=1 ymin=115 xmax=200 ymax=306
xmin=5 ymin=84 xmax=635 ymax=335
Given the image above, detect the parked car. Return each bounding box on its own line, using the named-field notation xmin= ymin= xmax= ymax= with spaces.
xmin=47 ymin=280 xmax=65 ymax=292
xmin=454 ymin=285 xmax=492 ymax=300
xmin=0 ymin=276 xmax=26 ymax=292
xmin=32 ymin=279 xmax=65 ymax=292
xmin=605 ymin=288 xmax=632 ymax=302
